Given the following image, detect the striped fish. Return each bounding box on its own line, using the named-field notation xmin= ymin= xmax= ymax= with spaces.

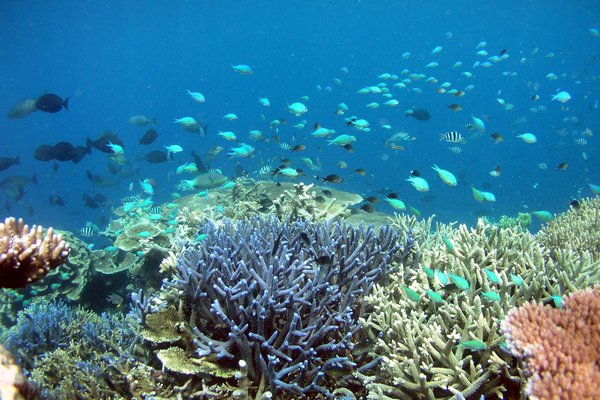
xmin=440 ymin=131 xmax=466 ymax=144
xmin=79 ymin=226 xmax=96 ymax=237
xmin=448 ymin=146 xmax=463 ymax=154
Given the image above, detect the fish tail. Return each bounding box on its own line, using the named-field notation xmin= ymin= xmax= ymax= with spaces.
xmin=63 ymin=97 xmax=70 ymax=111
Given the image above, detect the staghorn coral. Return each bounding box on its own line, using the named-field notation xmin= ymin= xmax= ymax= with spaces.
xmin=0 ymin=217 xmax=70 ymax=289
xmin=360 ymin=215 xmax=600 ymax=399
xmin=536 ymin=195 xmax=600 ymax=261
xmin=502 ymin=287 xmax=600 ymax=400
xmin=150 ymin=215 xmax=403 ymax=397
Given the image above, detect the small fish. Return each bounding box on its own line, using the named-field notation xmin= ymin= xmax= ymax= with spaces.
xmin=79 ymin=226 xmax=96 ymax=237
xmin=36 ymin=93 xmax=69 ymax=113
xmin=447 ymin=104 xmax=462 ymax=111
xmin=354 ymin=168 xmax=367 ymax=176
xmin=360 ymin=204 xmax=375 ymax=213
xmin=489 ymin=165 xmax=501 ymax=177
xmin=291 ymin=144 xmax=305 ymax=152
xmin=448 ymin=146 xmax=462 ymax=154
xmin=139 ymin=128 xmax=158 ymax=145
xmin=569 ymin=199 xmax=580 ymax=209
xmin=440 ymin=131 xmax=466 ymax=144
xmin=363 ymin=196 xmax=380 ymax=203
xmin=489 ymin=133 xmax=503 ymax=143
xmin=316 ymin=174 xmax=343 ymax=184
xmin=410 ymin=169 xmax=421 ymax=177
xmin=557 ymin=162 xmax=568 ymax=171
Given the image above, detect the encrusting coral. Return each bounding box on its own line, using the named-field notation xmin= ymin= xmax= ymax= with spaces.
xmin=502 ymin=286 xmax=600 ymax=399
xmin=0 ymin=217 xmax=70 ymax=289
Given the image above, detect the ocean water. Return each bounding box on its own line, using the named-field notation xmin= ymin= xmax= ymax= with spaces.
xmin=0 ymin=1 xmax=598 ymax=235
xmin=1 ymin=2 xmax=600 ymax=398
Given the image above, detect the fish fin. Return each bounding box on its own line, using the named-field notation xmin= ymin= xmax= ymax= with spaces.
xmin=63 ymin=97 xmax=70 ymax=111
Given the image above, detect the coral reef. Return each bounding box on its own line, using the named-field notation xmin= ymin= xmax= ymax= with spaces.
xmin=0 ymin=344 xmax=28 ymax=400
xmin=487 ymin=212 xmax=532 ymax=231
xmin=2 ymin=300 xmax=149 ymax=399
xmin=0 ymin=217 xmax=70 ymax=289
xmin=359 ymin=214 xmax=600 ymax=399
xmin=536 ymin=196 xmax=600 ymax=261
xmin=148 ymin=215 xmax=403 ymax=397
xmin=502 ymin=286 xmax=600 ymax=399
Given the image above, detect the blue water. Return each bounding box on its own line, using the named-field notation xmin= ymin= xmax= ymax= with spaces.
xmin=0 ymin=1 xmax=599 ymax=236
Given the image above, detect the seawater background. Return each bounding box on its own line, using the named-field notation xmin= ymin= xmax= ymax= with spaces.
xmin=0 ymin=1 xmax=598 ymax=238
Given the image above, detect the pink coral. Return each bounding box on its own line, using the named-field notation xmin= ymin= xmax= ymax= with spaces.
xmin=502 ymin=287 xmax=600 ymax=400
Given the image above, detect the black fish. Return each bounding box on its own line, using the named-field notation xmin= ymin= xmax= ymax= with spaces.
xmin=36 ymin=93 xmax=69 ymax=113
xmin=410 ymin=169 xmax=421 ymax=177
xmin=316 ymin=174 xmax=343 ymax=184
xmin=52 ymin=142 xmax=75 ymax=161
xmin=569 ymin=199 xmax=580 ymax=209
xmin=405 ymin=108 xmax=431 ymax=121
xmin=83 ymin=194 xmax=99 ymax=208
xmin=34 ymin=145 xmax=56 ymax=161
xmin=144 ymin=150 xmax=170 ymax=163
xmin=139 ymin=128 xmax=158 ymax=145
xmin=0 ymin=156 xmax=20 ymax=172
xmin=87 ymin=132 xmax=124 ymax=153
xmin=360 ymin=204 xmax=375 ymax=213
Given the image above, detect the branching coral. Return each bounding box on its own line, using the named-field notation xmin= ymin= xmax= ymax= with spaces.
xmin=536 ymin=196 xmax=600 ymax=261
xmin=152 ymin=215 xmax=403 ymax=397
xmin=360 ymin=215 xmax=600 ymax=399
xmin=0 ymin=217 xmax=70 ymax=289
xmin=502 ymin=286 xmax=600 ymax=399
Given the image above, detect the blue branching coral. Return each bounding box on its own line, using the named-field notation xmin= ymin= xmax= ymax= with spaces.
xmin=162 ymin=216 xmax=403 ymax=397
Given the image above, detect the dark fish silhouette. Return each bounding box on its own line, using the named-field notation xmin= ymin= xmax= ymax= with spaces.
xmin=405 ymin=108 xmax=431 ymax=121
xmin=87 ymin=131 xmax=124 ymax=153
xmin=139 ymin=128 xmax=158 ymax=145
xmin=144 ymin=150 xmax=170 ymax=163
xmin=0 ymin=156 xmax=20 ymax=172
xmin=34 ymin=142 xmax=89 ymax=163
xmin=36 ymin=93 xmax=69 ymax=113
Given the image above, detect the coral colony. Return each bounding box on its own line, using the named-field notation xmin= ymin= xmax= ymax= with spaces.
xmin=158 ymin=216 xmax=403 ymax=396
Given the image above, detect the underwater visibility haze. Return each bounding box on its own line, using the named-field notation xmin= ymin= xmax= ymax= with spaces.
xmin=0 ymin=1 xmax=599 ymax=399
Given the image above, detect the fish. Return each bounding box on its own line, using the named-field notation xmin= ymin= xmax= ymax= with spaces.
xmin=139 ymin=128 xmax=158 ymax=145
xmin=143 ymin=151 xmax=171 ymax=163
xmin=87 ymin=132 xmax=125 ymax=154
xmin=6 ymin=98 xmax=37 ymax=119
xmin=0 ymin=156 xmax=20 ymax=172
xmin=35 ymin=93 xmax=69 ymax=113
xmin=291 ymin=144 xmax=305 ymax=152
xmin=440 ymin=131 xmax=466 ymax=144
xmin=447 ymin=104 xmax=462 ymax=111
xmin=405 ymin=108 xmax=431 ymax=121
xmin=569 ymin=199 xmax=580 ymax=209
xmin=557 ymin=162 xmax=568 ymax=171
xmin=360 ymin=204 xmax=375 ymax=213
xmin=363 ymin=196 xmax=380 ymax=203
xmin=551 ymin=91 xmax=571 ymax=103
xmin=86 ymin=170 xmax=118 ymax=188
xmin=34 ymin=142 xmax=90 ymax=163
xmin=79 ymin=226 xmax=96 ymax=237
xmin=232 ymin=64 xmax=253 ymax=74
xmin=128 ymin=115 xmax=155 ymax=126
xmin=448 ymin=146 xmax=462 ymax=154
xmin=316 ymin=174 xmax=343 ymax=183
xmin=489 ymin=133 xmax=504 ymax=143
xmin=354 ymin=169 xmax=367 ymax=176
xmin=489 ymin=165 xmax=501 ymax=177
xmin=410 ymin=170 xmax=421 ymax=177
